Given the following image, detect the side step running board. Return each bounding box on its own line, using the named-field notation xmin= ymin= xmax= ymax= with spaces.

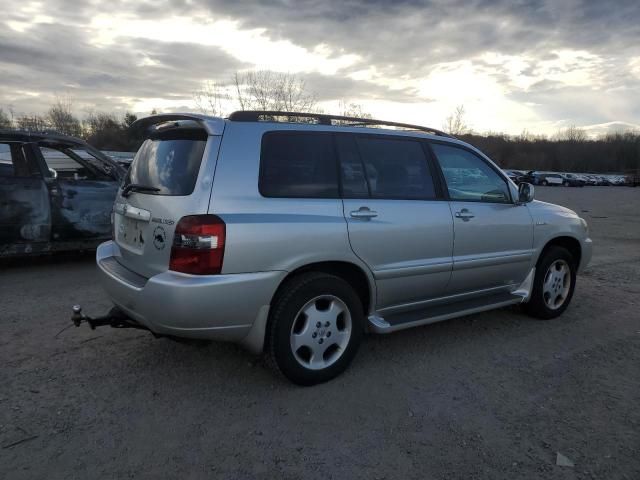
xmin=368 ymin=292 xmax=524 ymax=334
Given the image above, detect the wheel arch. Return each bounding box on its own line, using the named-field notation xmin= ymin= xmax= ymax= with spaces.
xmin=241 ymin=260 xmax=374 ymax=356
xmin=271 ymin=261 xmax=374 ymax=316
xmin=538 ymin=235 xmax=582 ymax=268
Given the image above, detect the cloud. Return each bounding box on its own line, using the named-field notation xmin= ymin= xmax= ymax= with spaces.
xmin=0 ymin=0 xmax=638 ymax=134
xmin=0 ymin=18 xmax=246 ymax=113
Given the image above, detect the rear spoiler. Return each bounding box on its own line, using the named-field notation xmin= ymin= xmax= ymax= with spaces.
xmin=131 ymin=113 xmax=225 ymax=136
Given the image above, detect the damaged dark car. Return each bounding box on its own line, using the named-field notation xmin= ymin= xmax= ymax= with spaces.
xmin=0 ymin=131 xmax=125 ymax=256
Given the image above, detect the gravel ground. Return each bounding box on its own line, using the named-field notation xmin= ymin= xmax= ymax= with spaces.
xmin=1 ymin=187 xmax=639 ymax=479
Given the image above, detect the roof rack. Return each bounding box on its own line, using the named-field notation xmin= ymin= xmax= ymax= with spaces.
xmin=228 ymin=111 xmax=454 ymax=138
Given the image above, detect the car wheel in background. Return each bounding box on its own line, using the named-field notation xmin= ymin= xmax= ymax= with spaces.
xmin=524 ymin=246 xmax=577 ymax=320
xmin=541 ymin=180 xmax=548 ymax=186
xmin=563 ymin=181 xmax=570 ymax=187
xmin=265 ymin=272 xmax=365 ymax=385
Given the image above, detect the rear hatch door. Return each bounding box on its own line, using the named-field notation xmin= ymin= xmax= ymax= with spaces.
xmin=113 ymin=117 xmax=223 ymax=278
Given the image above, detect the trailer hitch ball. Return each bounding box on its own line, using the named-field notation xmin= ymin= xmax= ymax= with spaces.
xmin=72 ymin=305 xmax=85 ymax=327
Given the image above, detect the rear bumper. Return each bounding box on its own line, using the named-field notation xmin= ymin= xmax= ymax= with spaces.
xmin=96 ymin=241 xmax=285 ymax=345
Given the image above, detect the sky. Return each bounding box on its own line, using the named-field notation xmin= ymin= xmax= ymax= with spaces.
xmin=1 ymin=0 xmax=639 ymax=136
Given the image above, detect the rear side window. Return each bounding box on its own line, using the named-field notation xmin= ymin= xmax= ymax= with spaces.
xmin=260 ymin=132 xmax=338 ymax=198
xmin=126 ymin=129 xmax=207 ymax=196
xmin=344 ymin=136 xmax=436 ymax=199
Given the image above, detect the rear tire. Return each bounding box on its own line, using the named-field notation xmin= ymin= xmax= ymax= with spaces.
xmin=265 ymin=272 xmax=364 ymax=385
xmin=541 ymin=180 xmax=548 ymax=186
xmin=524 ymin=246 xmax=576 ymax=320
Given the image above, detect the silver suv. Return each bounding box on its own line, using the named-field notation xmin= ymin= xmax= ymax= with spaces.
xmin=92 ymin=111 xmax=592 ymax=385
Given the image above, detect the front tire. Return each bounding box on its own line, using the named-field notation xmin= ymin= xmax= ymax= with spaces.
xmin=524 ymin=246 xmax=576 ymax=319
xmin=265 ymin=272 xmax=365 ymax=385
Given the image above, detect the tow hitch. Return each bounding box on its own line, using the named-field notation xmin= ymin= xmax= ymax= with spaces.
xmin=71 ymin=305 xmax=150 ymax=332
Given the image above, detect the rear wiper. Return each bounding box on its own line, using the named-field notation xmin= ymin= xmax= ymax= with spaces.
xmin=121 ymin=183 xmax=161 ymax=197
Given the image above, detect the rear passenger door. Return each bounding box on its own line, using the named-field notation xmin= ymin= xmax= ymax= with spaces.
xmin=0 ymin=142 xmax=51 ymax=253
xmin=429 ymin=142 xmax=533 ymax=296
xmin=338 ymin=134 xmax=453 ymax=311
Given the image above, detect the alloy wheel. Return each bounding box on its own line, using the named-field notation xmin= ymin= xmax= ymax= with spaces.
xmin=289 ymin=295 xmax=352 ymax=370
xmin=542 ymin=259 xmax=571 ymax=310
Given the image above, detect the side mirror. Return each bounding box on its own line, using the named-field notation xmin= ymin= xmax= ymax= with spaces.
xmin=518 ymin=182 xmax=534 ymax=203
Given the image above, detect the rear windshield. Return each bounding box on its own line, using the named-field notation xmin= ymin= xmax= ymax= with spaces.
xmin=125 ymin=129 xmax=207 ymax=196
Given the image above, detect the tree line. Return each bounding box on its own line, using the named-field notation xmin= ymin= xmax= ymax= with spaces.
xmin=0 ymin=98 xmax=142 ymax=152
xmin=459 ymin=130 xmax=640 ymax=174
xmin=1 ymin=71 xmax=638 ymax=173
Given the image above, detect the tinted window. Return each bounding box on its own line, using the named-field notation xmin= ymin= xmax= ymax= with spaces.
xmin=126 ymin=130 xmax=207 ymax=196
xmin=260 ymin=132 xmax=338 ymax=198
xmin=353 ymin=136 xmax=436 ymax=199
xmin=431 ymin=143 xmax=511 ymax=203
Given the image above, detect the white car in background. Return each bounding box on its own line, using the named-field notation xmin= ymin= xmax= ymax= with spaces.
xmin=538 ymin=173 xmax=564 ymax=186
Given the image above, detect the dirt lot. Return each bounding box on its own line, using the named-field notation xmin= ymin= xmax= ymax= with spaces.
xmin=1 ymin=187 xmax=639 ymax=479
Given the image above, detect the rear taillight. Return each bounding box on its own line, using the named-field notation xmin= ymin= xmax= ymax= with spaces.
xmin=169 ymin=215 xmax=226 ymax=275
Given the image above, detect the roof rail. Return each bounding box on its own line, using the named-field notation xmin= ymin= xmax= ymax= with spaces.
xmin=228 ymin=111 xmax=454 ymax=138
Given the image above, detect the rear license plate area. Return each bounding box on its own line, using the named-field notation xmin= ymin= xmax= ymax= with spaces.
xmin=118 ymin=215 xmax=146 ymax=251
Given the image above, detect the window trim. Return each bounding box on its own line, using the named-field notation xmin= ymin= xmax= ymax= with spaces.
xmin=258 ymin=130 xmax=341 ymax=199
xmin=336 ymin=132 xmax=445 ymax=201
xmin=426 ymin=139 xmax=514 ymax=204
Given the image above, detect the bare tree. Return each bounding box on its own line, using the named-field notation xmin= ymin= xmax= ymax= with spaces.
xmin=82 ymin=111 xmax=142 ymax=151
xmin=122 ymin=112 xmax=138 ymax=130
xmin=47 ymin=96 xmax=82 ymax=136
xmin=338 ymin=100 xmax=373 ymax=119
xmin=556 ymin=125 xmax=588 ymax=142
xmin=0 ymin=107 xmax=11 ymax=128
xmin=84 ymin=111 xmax=121 ymax=136
xmin=234 ymin=70 xmax=316 ymax=112
xmin=194 ymin=81 xmax=228 ymax=116
xmin=16 ymin=114 xmax=49 ymax=132
xmin=443 ymin=104 xmax=469 ymax=135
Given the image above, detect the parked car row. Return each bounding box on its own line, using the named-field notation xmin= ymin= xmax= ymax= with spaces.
xmin=503 ymin=169 xmax=632 ymax=187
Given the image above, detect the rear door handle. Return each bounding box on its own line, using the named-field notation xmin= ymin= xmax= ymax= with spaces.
xmin=350 ymin=207 xmax=378 ymax=219
xmin=454 ymin=209 xmax=475 ymax=221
